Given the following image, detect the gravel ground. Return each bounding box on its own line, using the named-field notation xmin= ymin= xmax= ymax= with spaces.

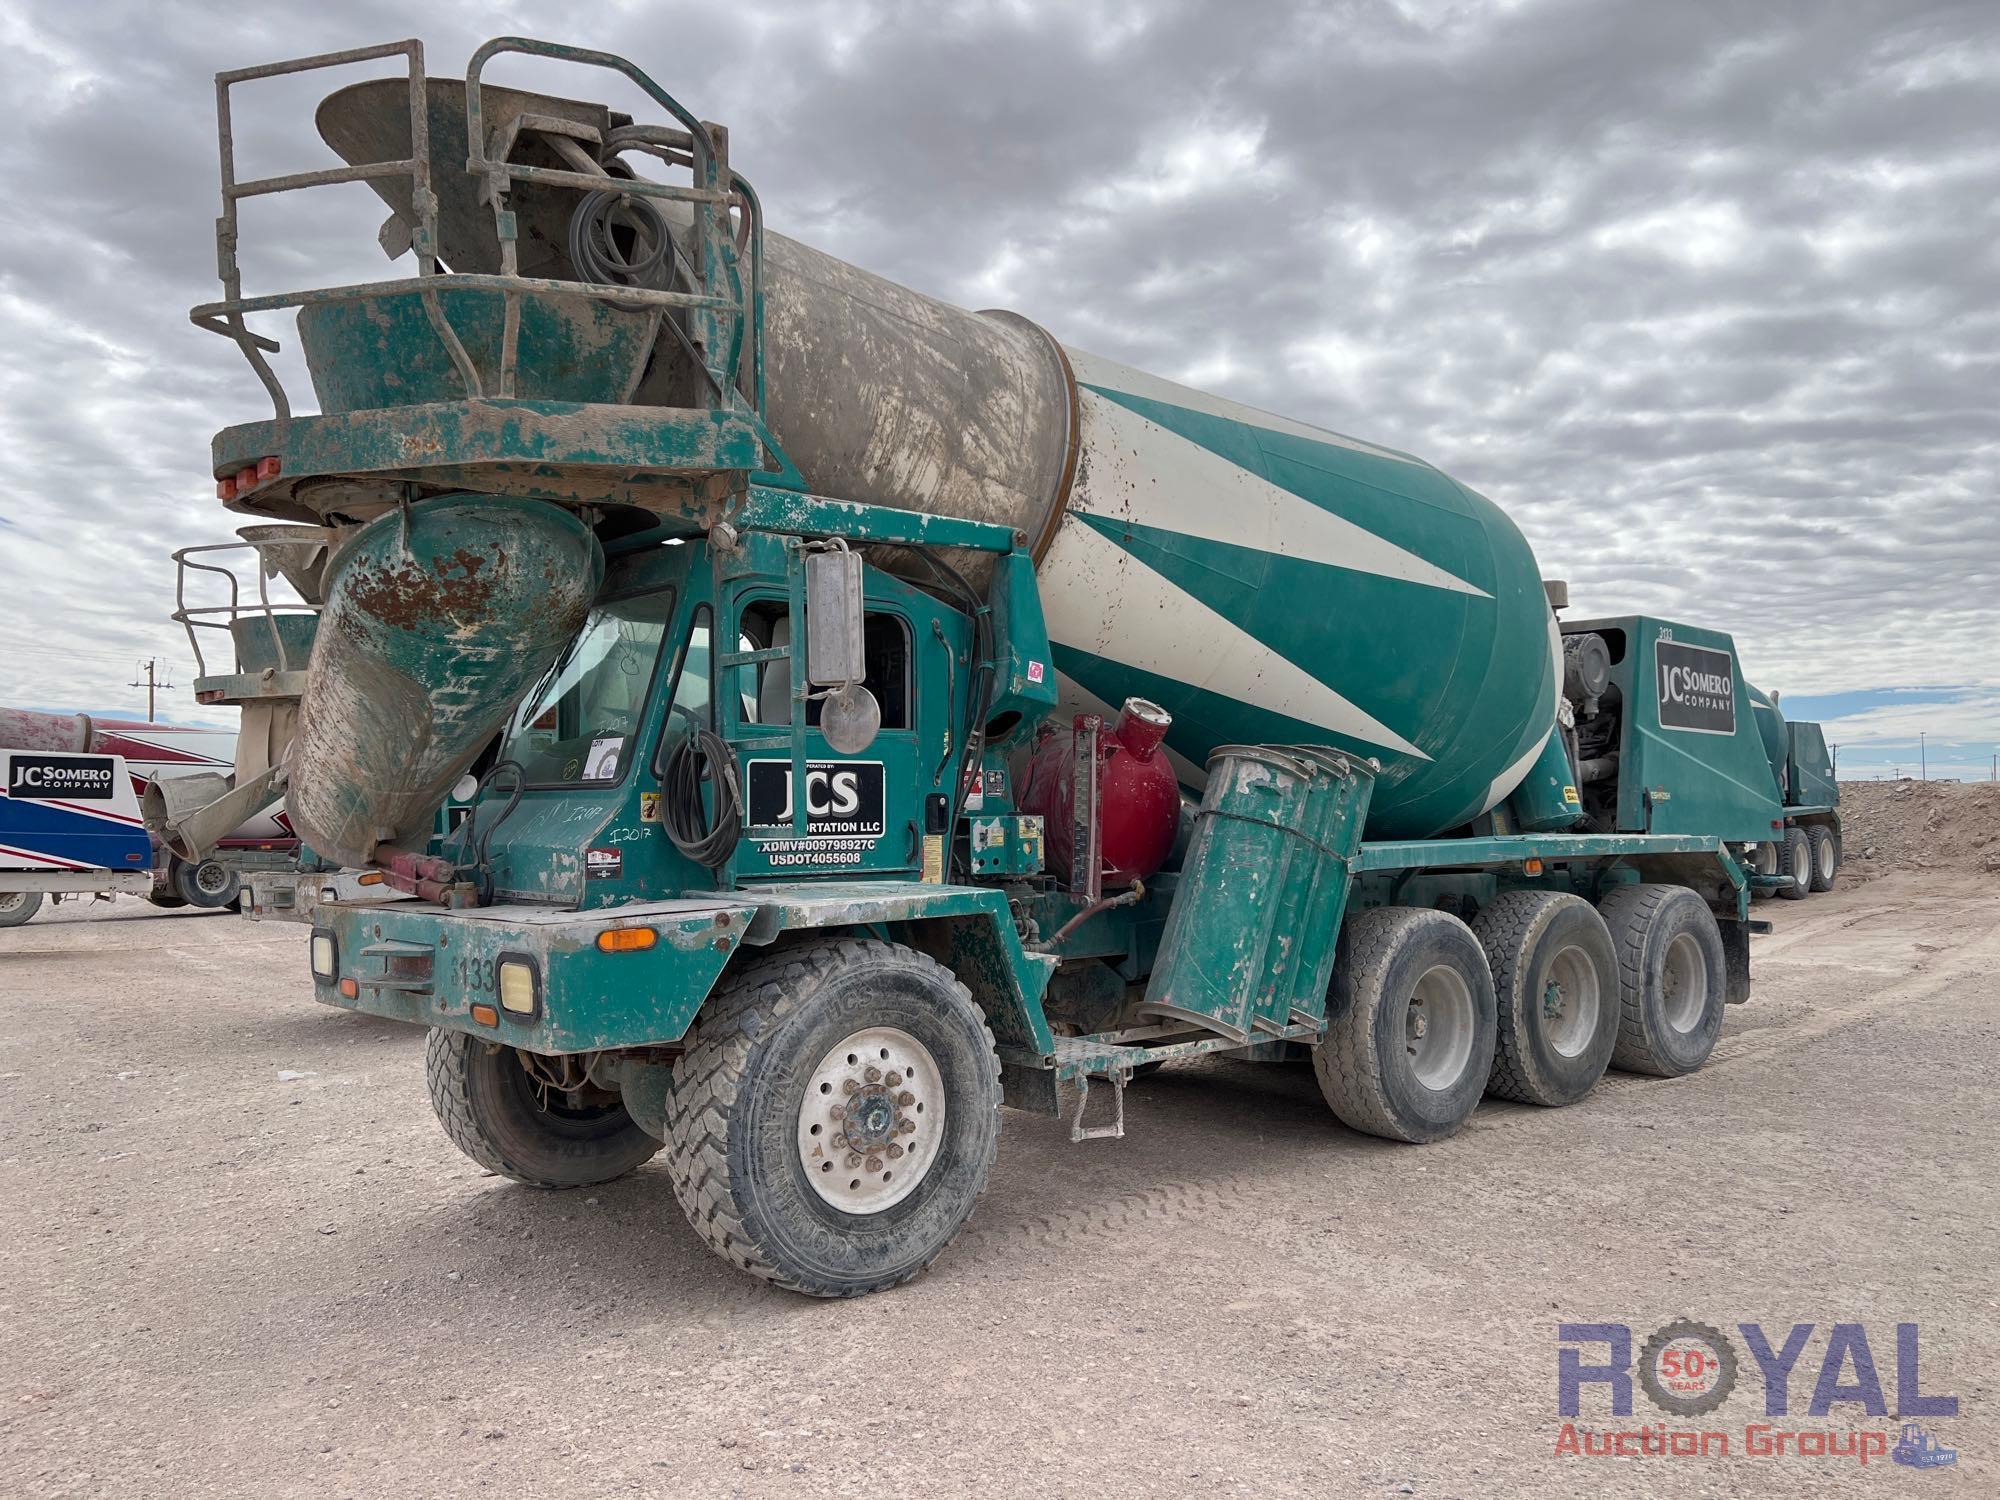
xmin=1 ymin=872 xmax=1992 ymax=1498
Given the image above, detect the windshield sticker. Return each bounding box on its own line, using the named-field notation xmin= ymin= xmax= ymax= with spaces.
xmin=584 ymin=736 xmax=624 ymax=780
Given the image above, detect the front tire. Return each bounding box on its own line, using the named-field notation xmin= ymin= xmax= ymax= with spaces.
xmin=1472 ymin=891 xmax=1620 ymax=1107
xmin=0 ymin=890 xmax=43 ymax=928
xmin=1600 ymin=884 xmax=1727 ymax=1077
xmin=1806 ymin=824 xmax=1837 ymax=893
xmin=1314 ymin=907 xmax=1498 ymax=1143
xmin=661 ymin=939 xmax=1001 ymax=1297
xmin=425 ymin=1029 xmax=661 ymax=1188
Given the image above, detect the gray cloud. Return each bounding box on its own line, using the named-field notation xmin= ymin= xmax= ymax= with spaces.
xmin=0 ymin=0 xmax=1994 ymax=758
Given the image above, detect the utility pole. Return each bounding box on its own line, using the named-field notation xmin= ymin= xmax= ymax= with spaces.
xmin=1830 ymin=742 xmax=1838 ymax=775
xmin=129 ymin=658 xmax=176 ymax=723
xmin=1920 ymin=732 xmax=1927 ymax=782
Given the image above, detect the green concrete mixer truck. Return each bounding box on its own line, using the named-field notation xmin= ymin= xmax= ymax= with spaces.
xmin=184 ymin=36 xmax=1803 ymax=1296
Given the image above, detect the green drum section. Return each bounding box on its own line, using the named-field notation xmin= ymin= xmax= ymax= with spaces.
xmin=1748 ymin=683 xmax=1790 ymax=801
xmin=1038 ymin=349 xmax=1562 ymax=842
xmin=287 ymin=495 xmax=604 ymax=868
xmin=1141 ymin=745 xmax=1376 ymax=1041
xmin=1506 ymin=728 xmax=1582 ymax=832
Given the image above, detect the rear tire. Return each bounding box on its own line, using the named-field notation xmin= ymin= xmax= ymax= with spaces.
xmin=1599 ymin=884 xmax=1727 ymax=1077
xmin=1775 ymin=827 xmax=1810 ymax=901
xmin=1806 ymin=824 xmax=1837 ymax=893
xmin=1472 ymin=891 xmax=1619 ymax=1107
xmin=1314 ymin=907 xmax=1497 ymax=1143
xmin=0 ymin=890 xmax=43 ymax=928
xmin=425 ymin=1029 xmax=660 ymax=1188
xmin=660 ymin=939 xmax=1001 ymax=1297
xmin=175 ymin=857 xmax=242 ymax=910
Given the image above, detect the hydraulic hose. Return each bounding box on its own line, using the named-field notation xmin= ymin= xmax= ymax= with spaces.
xmin=663 ymin=725 xmax=742 ymax=869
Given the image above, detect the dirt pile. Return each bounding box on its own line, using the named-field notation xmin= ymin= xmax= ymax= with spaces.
xmin=1836 ymin=779 xmax=2000 ymax=882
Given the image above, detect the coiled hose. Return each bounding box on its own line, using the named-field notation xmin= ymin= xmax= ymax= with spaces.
xmin=567 ymin=189 xmax=679 ymax=311
xmin=662 ymin=725 xmax=742 ymax=869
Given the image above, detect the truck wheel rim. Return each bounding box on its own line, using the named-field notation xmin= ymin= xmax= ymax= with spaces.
xmin=1405 ymin=965 xmax=1475 ymax=1089
xmin=1661 ymin=933 xmax=1708 ymax=1032
xmin=1817 ymin=839 xmax=1835 ymax=881
xmin=1790 ymin=843 xmax=1809 ymax=886
xmin=194 ymin=863 xmax=232 ymax=897
xmin=1542 ymin=945 xmax=1602 ymax=1058
xmin=797 ymin=1026 xmax=944 ymax=1215
xmin=0 ymin=892 xmax=24 ymax=914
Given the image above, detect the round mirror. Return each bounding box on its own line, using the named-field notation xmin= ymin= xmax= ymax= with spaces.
xmin=820 ymin=683 xmax=883 ymax=756
xmin=452 ymin=772 xmax=481 ymax=803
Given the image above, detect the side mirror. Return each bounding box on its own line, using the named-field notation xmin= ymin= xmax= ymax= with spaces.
xmin=804 ymin=547 xmax=881 ymax=755
xmin=804 ymin=548 xmax=865 ymax=685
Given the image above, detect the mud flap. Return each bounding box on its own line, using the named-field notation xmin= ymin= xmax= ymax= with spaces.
xmin=1719 ymin=916 xmax=1766 ymax=1005
xmin=1000 ymin=1060 xmax=1061 ymax=1117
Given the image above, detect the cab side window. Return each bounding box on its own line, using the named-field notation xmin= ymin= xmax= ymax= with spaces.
xmin=735 ymin=603 xmax=911 ymax=730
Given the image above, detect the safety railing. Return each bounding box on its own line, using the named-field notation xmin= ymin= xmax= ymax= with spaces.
xmin=189 ymin=35 xmax=761 ymax=424
xmin=170 ymin=538 xmax=321 ymax=686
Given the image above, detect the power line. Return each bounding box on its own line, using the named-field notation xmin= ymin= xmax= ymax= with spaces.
xmin=129 ymin=658 xmax=177 ymax=723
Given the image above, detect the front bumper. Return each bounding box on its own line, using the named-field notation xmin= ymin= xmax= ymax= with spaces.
xmin=311 ymin=896 xmax=754 ymax=1053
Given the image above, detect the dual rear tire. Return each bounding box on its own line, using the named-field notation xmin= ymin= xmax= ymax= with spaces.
xmin=1806 ymin=824 xmax=1838 ymax=893
xmin=1775 ymin=827 xmax=1811 ymax=901
xmin=1314 ymin=883 xmax=1729 ymax=1141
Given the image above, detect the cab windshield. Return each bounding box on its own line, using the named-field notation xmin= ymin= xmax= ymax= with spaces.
xmin=501 ymin=589 xmax=675 ymax=786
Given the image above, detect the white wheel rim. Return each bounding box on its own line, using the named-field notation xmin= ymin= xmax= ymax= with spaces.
xmin=1755 ymin=844 xmax=1777 ymax=877
xmin=1405 ymin=964 xmax=1476 ymax=1090
xmin=1662 ymin=933 xmax=1708 ymax=1032
xmin=1542 ymin=943 xmax=1602 ymax=1058
xmin=0 ymin=892 xmax=25 ymax=914
xmin=1817 ymin=839 xmax=1835 ymax=881
xmin=194 ymin=862 xmax=232 ymax=896
xmin=1789 ymin=842 xmax=1809 ymax=886
xmin=797 ymin=1026 xmax=944 ymax=1215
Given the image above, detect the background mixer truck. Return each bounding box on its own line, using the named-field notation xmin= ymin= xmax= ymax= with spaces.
xmin=181 ymin=36 xmax=1807 ymax=1295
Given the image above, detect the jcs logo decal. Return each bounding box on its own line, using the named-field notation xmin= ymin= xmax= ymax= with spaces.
xmin=746 ymin=760 xmax=885 ymax=836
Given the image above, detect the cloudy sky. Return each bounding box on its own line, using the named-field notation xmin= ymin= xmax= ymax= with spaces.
xmin=0 ymin=0 xmax=1994 ymax=778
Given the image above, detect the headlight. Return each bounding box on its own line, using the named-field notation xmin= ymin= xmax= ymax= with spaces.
xmin=497 ymin=958 xmax=539 ymax=1016
xmin=310 ymin=931 xmax=336 ymax=979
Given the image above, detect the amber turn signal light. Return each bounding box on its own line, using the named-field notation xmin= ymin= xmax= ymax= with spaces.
xmin=596 ymin=927 xmax=658 ymax=953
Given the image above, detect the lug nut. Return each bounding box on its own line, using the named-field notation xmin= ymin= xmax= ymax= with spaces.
xmin=864 ymin=1065 xmax=882 ymax=1083
xmin=887 ymin=1143 xmax=904 ymax=1159
xmin=896 ymin=1090 xmax=915 ymax=1106
xmin=842 ymin=1078 xmax=859 ymax=1094
xmin=865 ymin=1156 xmax=882 ymax=1172
xmin=845 ymin=1152 xmax=862 ymax=1169
xmin=828 ymin=1104 xmax=845 ymax=1121
xmin=885 ymin=1071 xmax=903 ymax=1087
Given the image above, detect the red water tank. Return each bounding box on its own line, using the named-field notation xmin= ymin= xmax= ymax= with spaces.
xmin=1020 ymin=698 xmax=1181 ymax=887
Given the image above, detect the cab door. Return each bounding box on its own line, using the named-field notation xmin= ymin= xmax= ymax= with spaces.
xmin=722 ymin=587 xmax=924 ymax=879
